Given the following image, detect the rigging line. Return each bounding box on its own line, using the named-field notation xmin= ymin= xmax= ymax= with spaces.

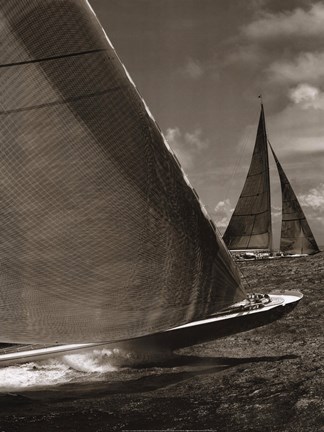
xmin=236 ymin=263 xmax=251 ymax=290
xmin=225 ymin=128 xmax=250 ymax=200
xmin=222 ymin=126 xmax=251 ymax=232
xmin=0 ymin=48 xmax=107 ymax=68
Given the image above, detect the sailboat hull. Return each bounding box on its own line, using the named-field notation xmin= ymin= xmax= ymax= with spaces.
xmin=122 ymin=292 xmax=301 ymax=352
xmin=0 ymin=292 xmax=302 ymax=367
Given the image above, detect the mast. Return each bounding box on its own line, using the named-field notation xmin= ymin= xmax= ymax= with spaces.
xmin=269 ymin=144 xmax=319 ymax=255
xmin=223 ymin=98 xmax=272 ymax=251
xmin=0 ymin=0 xmax=245 ymax=344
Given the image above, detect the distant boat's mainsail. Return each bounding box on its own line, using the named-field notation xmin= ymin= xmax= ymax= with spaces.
xmin=223 ymin=104 xmax=272 ymax=251
xmin=0 ymin=0 xmax=245 ymax=344
xmin=269 ymin=145 xmax=320 ymax=255
xmin=223 ymin=103 xmax=319 ymax=256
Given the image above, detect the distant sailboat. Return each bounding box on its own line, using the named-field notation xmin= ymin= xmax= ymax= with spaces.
xmin=223 ymin=102 xmax=319 ymax=257
xmin=0 ymin=0 xmax=302 ymax=366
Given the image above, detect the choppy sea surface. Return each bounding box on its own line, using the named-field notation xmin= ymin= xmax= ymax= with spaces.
xmin=0 ymin=253 xmax=322 ymax=432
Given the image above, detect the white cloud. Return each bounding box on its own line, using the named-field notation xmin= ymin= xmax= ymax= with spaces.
xmin=271 ymin=205 xmax=281 ymax=219
xmin=165 ymin=127 xmax=209 ymax=170
xmin=214 ymin=199 xmax=233 ymax=228
xmin=227 ymin=2 xmax=324 ymax=90
xmin=165 ymin=127 xmax=180 ymax=144
xmin=244 ymin=3 xmax=324 ymax=41
xmin=267 ymin=103 xmax=324 ymax=155
xmin=299 ymin=183 xmax=324 ymax=210
xmin=185 ymin=129 xmax=209 ymax=151
xmin=289 ymin=83 xmax=324 ymax=109
xmin=268 ymin=52 xmax=324 ymax=85
xmin=289 ymin=83 xmax=319 ymax=104
xmin=226 ymin=3 xmax=324 ymax=71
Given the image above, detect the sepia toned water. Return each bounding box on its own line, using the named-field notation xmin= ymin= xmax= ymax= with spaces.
xmin=0 ymin=253 xmax=323 ymax=431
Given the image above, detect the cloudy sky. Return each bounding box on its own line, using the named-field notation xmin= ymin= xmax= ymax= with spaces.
xmin=90 ymin=0 xmax=324 ymax=246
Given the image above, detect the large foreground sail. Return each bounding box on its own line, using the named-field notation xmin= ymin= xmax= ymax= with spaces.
xmin=223 ymin=104 xmax=272 ymax=251
xmin=0 ymin=0 xmax=245 ymax=344
xmin=269 ymin=145 xmax=319 ymax=255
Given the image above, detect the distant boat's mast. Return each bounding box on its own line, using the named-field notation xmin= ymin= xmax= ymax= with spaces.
xmin=259 ymin=96 xmax=273 ymax=253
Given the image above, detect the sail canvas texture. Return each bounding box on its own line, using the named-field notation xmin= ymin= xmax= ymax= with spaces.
xmin=223 ymin=105 xmax=272 ymax=251
xmin=0 ymin=0 xmax=245 ymax=344
xmin=270 ymin=146 xmax=319 ymax=255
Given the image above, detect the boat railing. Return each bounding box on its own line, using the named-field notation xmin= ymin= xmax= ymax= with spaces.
xmin=0 ymin=343 xmax=53 ymax=355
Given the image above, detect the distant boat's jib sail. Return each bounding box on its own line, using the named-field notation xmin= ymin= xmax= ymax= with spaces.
xmin=223 ymin=105 xmax=272 ymax=251
xmin=269 ymin=145 xmax=319 ymax=255
xmin=0 ymin=0 xmax=245 ymax=344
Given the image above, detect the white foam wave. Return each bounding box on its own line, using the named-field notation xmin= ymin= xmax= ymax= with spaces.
xmin=0 ymin=345 xmax=174 ymax=393
xmin=62 ymin=348 xmax=120 ymax=373
xmin=0 ymin=347 xmax=121 ymax=392
xmin=0 ymin=359 xmax=74 ymax=392
xmin=61 ymin=345 xmax=173 ymax=370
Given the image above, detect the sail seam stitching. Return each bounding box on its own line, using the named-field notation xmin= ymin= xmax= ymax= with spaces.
xmin=232 ymin=209 xmax=269 ymax=216
xmin=0 ymin=87 xmax=123 ymax=115
xmin=0 ymin=49 xmax=107 ymax=68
